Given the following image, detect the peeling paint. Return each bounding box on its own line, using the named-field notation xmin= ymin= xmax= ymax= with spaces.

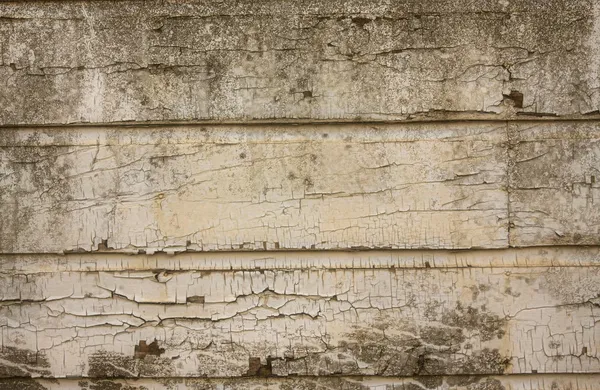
xmin=0 ymin=1 xmax=599 ymax=124
xmin=2 ymin=1 xmax=599 ymax=388
xmin=1 ymin=264 xmax=598 ymax=378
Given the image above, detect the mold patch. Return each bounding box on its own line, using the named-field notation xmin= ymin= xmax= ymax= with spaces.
xmin=0 ymin=346 xmax=51 ymax=378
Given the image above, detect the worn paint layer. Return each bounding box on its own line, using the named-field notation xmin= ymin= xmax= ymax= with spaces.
xmin=0 ymin=122 xmax=509 ymax=252
xmin=0 ymin=0 xmax=598 ymax=124
xmin=2 ymin=0 xmax=600 ymax=387
xmin=2 ymin=121 xmax=600 ymax=252
xmin=509 ymin=122 xmax=600 ymax=246
xmin=1 ymin=260 xmax=599 ymax=378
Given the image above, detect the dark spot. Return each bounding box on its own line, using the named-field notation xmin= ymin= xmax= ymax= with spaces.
xmin=416 ymin=353 xmax=426 ymax=374
xmin=549 ymin=340 xmax=561 ymax=349
xmin=239 ymin=152 xmax=247 ymax=159
xmin=245 ymin=357 xmax=274 ymax=377
xmin=351 ymin=17 xmax=372 ymax=28
xmin=302 ymin=90 xmax=312 ymax=98
xmin=504 ymin=286 xmax=521 ymax=297
xmin=64 ymin=247 xmax=88 ymax=254
xmin=304 ymin=177 xmax=314 ymax=187
xmin=186 ymin=295 xmax=205 ymax=304
xmin=153 ymin=271 xmax=170 ymax=281
xmin=287 ymin=172 xmax=297 ymax=180
xmin=503 ymin=90 xmax=524 ymax=108
xmin=424 ymin=261 xmax=431 ymax=268
xmin=134 ymin=340 xmax=165 ymax=359
xmin=582 ymin=346 xmax=588 ymax=355
xmin=149 ymin=155 xmax=168 ymax=167
xmin=97 ymin=239 xmax=111 ymax=251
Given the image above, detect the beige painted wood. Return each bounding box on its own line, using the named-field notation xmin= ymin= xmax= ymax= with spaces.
xmin=0 ymin=123 xmax=508 ymax=253
xmin=4 ymin=121 xmax=600 ymax=252
xmin=0 ymin=0 xmax=598 ymax=125
xmin=2 ymin=1 xmax=600 ymax=388
xmin=509 ymin=122 xmax=600 ymax=246
xmin=2 ymin=262 xmax=599 ymax=378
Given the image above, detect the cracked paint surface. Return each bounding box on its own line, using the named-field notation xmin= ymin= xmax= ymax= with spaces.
xmin=1 ymin=122 xmax=600 ymax=252
xmin=1 ymin=0 xmax=600 ymax=388
xmin=0 ymin=123 xmax=509 ymax=252
xmin=1 ymin=258 xmax=599 ymax=378
xmin=0 ymin=0 xmax=599 ymax=124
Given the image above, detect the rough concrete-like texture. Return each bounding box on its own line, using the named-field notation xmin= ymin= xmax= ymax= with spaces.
xmin=3 ymin=375 xmax=600 ymax=390
xmin=2 ymin=0 xmax=600 ymax=388
xmin=0 ymin=0 xmax=600 ymax=124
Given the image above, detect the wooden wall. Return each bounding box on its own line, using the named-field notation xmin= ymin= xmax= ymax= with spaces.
xmin=1 ymin=1 xmax=599 ymax=389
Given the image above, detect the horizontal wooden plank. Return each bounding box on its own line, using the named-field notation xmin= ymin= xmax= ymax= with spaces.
xmin=2 ymin=264 xmax=599 ymax=378
xmin=0 ymin=123 xmax=508 ymax=252
xmin=0 ymin=0 xmax=597 ymax=125
xmin=4 ymin=121 xmax=600 ymax=252
xmin=2 ymin=247 xmax=600 ymax=273
xmin=509 ymin=122 xmax=600 ymax=246
xmin=3 ymin=374 xmax=600 ymax=390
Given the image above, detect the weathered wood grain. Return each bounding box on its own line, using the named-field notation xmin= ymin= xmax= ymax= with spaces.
xmin=0 ymin=123 xmax=508 ymax=252
xmin=0 ymin=0 xmax=598 ymax=124
xmin=509 ymin=122 xmax=600 ymax=246
xmin=2 ymin=262 xmax=599 ymax=378
xmin=3 ymin=374 xmax=600 ymax=390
